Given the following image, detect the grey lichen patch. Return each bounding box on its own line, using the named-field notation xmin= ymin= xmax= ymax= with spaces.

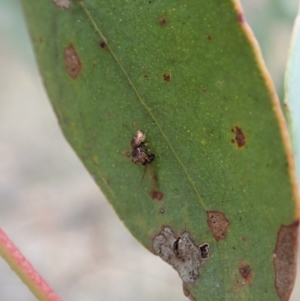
xmin=273 ymin=221 xmax=299 ymax=301
xmin=153 ymin=227 xmax=209 ymax=284
xmin=52 ymin=0 xmax=70 ymax=9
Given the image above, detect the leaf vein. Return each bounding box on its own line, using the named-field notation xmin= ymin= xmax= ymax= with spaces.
xmin=79 ymin=1 xmax=206 ymax=210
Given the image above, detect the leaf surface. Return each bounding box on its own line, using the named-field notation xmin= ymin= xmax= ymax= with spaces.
xmin=21 ymin=1 xmax=299 ymax=300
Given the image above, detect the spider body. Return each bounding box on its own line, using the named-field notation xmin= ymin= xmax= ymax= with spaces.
xmin=130 ymin=130 xmax=155 ymax=166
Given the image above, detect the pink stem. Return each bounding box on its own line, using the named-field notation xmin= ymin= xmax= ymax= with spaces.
xmin=0 ymin=228 xmax=63 ymax=301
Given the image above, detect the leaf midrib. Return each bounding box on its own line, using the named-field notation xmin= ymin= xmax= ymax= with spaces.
xmin=79 ymin=1 xmax=206 ymax=210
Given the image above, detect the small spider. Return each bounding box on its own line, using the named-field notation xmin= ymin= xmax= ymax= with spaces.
xmin=129 ymin=130 xmax=162 ymax=198
xmin=131 ymin=147 xmax=155 ymax=166
xmin=131 ymin=130 xmax=146 ymax=148
xmin=130 ymin=130 xmax=155 ymax=166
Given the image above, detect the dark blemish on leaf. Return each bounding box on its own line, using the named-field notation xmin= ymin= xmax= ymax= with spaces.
xmin=232 ymin=126 xmax=246 ymax=148
xmin=144 ymin=74 xmax=148 ymax=78
xmin=160 ymin=17 xmax=166 ymax=25
xmin=231 ymin=128 xmax=234 ymax=133
xmin=159 ymin=208 xmax=165 ymax=214
xmin=199 ymin=243 xmax=210 ymax=259
xmin=163 ymin=73 xmax=171 ymax=81
xmin=173 ymin=237 xmax=180 ymax=257
xmin=231 ymin=139 xmax=235 ymax=143
xmin=52 ymin=0 xmax=70 ymax=9
xmin=64 ymin=44 xmax=82 ymax=79
xmin=242 ymin=236 xmax=247 ymax=242
xmin=207 ymin=35 xmax=212 ymax=40
xmin=150 ymin=189 xmax=164 ymax=201
xmin=203 ymin=88 xmax=207 ymax=92
xmin=237 ymin=12 xmax=244 ymax=23
xmin=273 ymin=221 xmax=299 ymax=301
xmin=207 ymin=211 xmax=230 ymax=241
xmin=239 ymin=261 xmax=252 ymax=284
xmin=99 ymin=40 xmax=106 ymax=48
xmin=153 ymin=227 xmax=209 ymax=285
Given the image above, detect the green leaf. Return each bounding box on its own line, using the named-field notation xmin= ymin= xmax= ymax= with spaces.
xmin=21 ymin=0 xmax=299 ymax=300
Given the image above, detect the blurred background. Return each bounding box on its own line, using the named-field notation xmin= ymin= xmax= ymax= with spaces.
xmin=0 ymin=0 xmax=299 ymax=300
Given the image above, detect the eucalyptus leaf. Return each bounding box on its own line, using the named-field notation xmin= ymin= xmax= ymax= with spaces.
xmin=21 ymin=1 xmax=299 ymax=300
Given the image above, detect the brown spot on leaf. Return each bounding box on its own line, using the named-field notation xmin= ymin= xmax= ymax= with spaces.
xmin=150 ymin=190 xmax=164 ymax=201
xmin=207 ymin=35 xmax=212 ymax=40
xmin=273 ymin=221 xmax=299 ymax=301
xmin=160 ymin=17 xmax=166 ymax=25
xmin=207 ymin=211 xmax=230 ymax=241
xmin=64 ymin=44 xmax=82 ymax=79
xmin=163 ymin=73 xmax=171 ymax=82
xmin=237 ymin=12 xmax=244 ymax=23
xmin=239 ymin=261 xmax=252 ymax=285
xmin=232 ymin=126 xmax=246 ymax=148
xmin=52 ymin=0 xmax=70 ymax=9
xmin=99 ymin=41 xmax=106 ymax=48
